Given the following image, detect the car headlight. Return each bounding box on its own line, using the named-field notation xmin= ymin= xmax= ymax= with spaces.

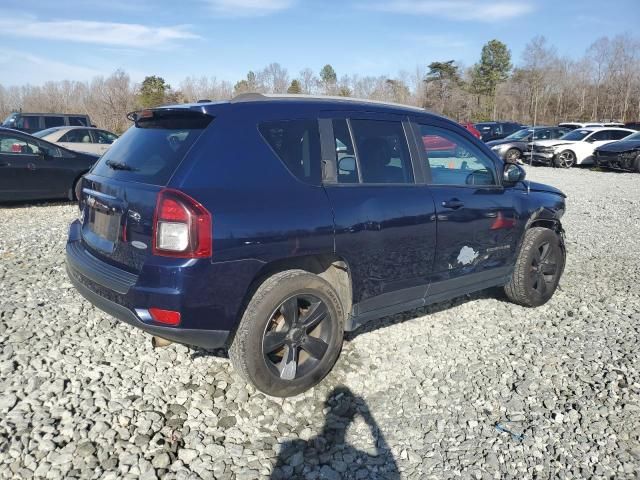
xmin=621 ymin=151 xmax=638 ymax=160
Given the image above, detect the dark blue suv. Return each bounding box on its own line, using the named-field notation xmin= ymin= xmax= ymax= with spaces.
xmin=66 ymin=94 xmax=566 ymax=397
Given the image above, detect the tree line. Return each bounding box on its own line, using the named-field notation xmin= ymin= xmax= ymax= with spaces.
xmin=1 ymin=34 xmax=638 ymax=134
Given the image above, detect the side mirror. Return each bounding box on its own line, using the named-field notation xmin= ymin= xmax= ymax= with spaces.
xmin=338 ymin=156 xmax=356 ymax=173
xmin=503 ymin=163 xmax=526 ymax=185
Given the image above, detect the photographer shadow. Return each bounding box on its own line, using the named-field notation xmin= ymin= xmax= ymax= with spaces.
xmin=271 ymin=386 xmax=400 ymax=480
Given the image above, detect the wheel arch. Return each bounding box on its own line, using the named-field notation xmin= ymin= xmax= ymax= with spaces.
xmin=228 ymin=254 xmax=353 ymax=345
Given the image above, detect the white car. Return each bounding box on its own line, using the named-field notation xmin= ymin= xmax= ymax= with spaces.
xmin=531 ymin=127 xmax=635 ymax=168
xmin=33 ymin=126 xmax=118 ymax=156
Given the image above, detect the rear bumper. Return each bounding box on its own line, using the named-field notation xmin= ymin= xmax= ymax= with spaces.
xmin=67 ymin=264 xmax=229 ymax=348
xmin=66 ymin=222 xmax=230 ymax=349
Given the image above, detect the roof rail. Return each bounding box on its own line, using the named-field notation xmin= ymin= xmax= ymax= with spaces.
xmin=230 ymin=92 xmax=426 ymax=112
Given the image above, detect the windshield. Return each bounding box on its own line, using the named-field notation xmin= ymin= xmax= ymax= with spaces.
xmin=624 ymin=131 xmax=640 ymax=141
xmin=33 ymin=127 xmax=63 ymax=138
xmin=91 ymin=110 xmax=212 ymax=185
xmin=2 ymin=113 xmax=17 ymax=126
xmin=559 ymin=129 xmax=590 ymax=141
xmin=505 ymin=128 xmax=532 ymax=140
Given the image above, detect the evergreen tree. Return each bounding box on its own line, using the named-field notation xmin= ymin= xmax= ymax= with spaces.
xmin=470 ymin=40 xmax=512 ymax=118
xmin=287 ymin=79 xmax=302 ymax=94
xmin=139 ymin=75 xmax=171 ymax=108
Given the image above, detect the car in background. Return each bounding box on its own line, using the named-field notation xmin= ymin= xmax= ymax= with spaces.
xmin=558 ymin=122 xmax=603 ymax=130
xmin=487 ymin=126 xmax=571 ymax=163
xmin=460 ymin=122 xmax=481 ymax=139
xmin=594 ymin=131 xmax=640 ymax=172
xmin=34 ymin=126 xmax=118 ymax=156
xmin=0 ymin=127 xmax=99 ymax=201
xmin=474 ymin=121 xmax=523 ymax=142
xmin=2 ymin=112 xmax=93 ymax=134
xmin=531 ymin=127 xmax=634 ymax=168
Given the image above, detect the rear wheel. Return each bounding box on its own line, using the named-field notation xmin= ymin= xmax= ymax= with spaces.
xmin=504 ymin=227 xmax=564 ymax=307
xmin=554 ymin=150 xmax=576 ymax=168
xmin=505 ymin=148 xmax=522 ymax=164
xmin=229 ymin=270 xmax=344 ymax=397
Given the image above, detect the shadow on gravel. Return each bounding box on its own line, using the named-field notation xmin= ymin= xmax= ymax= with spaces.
xmin=345 ymin=288 xmax=500 ymax=341
xmin=270 ymin=386 xmax=400 ymax=480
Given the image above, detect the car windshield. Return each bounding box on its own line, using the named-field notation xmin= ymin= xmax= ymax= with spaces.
xmin=33 ymin=127 xmax=62 ymax=138
xmin=2 ymin=114 xmax=17 ymax=126
xmin=505 ymin=129 xmax=532 ymax=140
xmin=621 ymin=131 xmax=640 ymax=141
xmin=559 ymin=129 xmax=590 ymax=141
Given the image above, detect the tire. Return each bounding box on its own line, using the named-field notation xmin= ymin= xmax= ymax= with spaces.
xmin=505 ymin=148 xmax=522 ymax=164
xmin=229 ymin=269 xmax=344 ymax=397
xmin=634 ymin=154 xmax=640 ymax=173
xmin=554 ymin=150 xmax=576 ymax=168
xmin=504 ymin=227 xmax=565 ymax=307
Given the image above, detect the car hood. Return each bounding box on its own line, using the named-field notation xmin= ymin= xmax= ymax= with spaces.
xmin=533 ymin=139 xmax=577 ymax=148
xmin=595 ymin=139 xmax=640 ymax=153
xmin=525 ymin=180 xmax=566 ymax=198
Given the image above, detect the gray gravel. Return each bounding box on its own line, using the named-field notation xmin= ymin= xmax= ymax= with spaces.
xmin=1 ymin=166 xmax=639 ymax=479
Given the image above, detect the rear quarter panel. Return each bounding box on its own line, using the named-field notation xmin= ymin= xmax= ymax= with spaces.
xmin=168 ymin=103 xmax=336 ymax=330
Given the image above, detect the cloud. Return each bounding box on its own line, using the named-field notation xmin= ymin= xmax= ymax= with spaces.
xmin=0 ymin=14 xmax=200 ymax=48
xmin=0 ymin=47 xmax=101 ymax=85
xmin=364 ymin=0 xmax=533 ymax=22
xmin=204 ymin=0 xmax=295 ymax=16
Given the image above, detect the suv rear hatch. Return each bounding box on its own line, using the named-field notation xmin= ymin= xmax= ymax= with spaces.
xmin=77 ymin=108 xmax=213 ymax=274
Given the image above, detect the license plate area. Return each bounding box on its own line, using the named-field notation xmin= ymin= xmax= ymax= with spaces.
xmin=89 ymin=208 xmax=120 ymax=242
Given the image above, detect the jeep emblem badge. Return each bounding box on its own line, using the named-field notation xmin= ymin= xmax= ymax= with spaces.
xmin=131 ymin=241 xmax=147 ymax=250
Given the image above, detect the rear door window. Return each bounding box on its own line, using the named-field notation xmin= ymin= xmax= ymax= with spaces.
xmin=259 ymin=119 xmax=321 ymax=184
xmin=69 ymin=116 xmax=89 ymax=126
xmin=91 ymin=110 xmax=212 ymax=185
xmin=610 ymin=130 xmax=632 ymax=140
xmin=44 ymin=116 xmax=65 ymax=128
xmin=60 ymin=129 xmax=91 ymax=143
xmin=349 ymin=119 xmax=414 ymax=184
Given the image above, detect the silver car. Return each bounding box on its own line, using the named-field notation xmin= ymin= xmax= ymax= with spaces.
xmin=486 ymin=127 xmax=571 ymax=163
xmin=33 ymin=126 xmax=118 ymax=156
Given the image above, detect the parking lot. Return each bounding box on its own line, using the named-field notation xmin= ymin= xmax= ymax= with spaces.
xmin=1 ymin=166 xmax=639 ymax=479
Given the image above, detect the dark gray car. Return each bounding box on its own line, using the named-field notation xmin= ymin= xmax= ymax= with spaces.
xmin=487 ymin=127 xmax=571 ymax=163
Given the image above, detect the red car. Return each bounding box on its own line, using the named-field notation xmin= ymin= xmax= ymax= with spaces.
xmin=423 ymin=122 xmax=481 ymax=154
xmin=461 ymin=122 xmax=482 ymax=139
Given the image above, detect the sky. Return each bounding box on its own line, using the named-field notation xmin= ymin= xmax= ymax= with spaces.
xmin=0 ymin=0 xmax=639 ymax=87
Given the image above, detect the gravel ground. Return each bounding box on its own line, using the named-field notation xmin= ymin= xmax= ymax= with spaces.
xmin=1 ymin=166 xmax=639 ymax=480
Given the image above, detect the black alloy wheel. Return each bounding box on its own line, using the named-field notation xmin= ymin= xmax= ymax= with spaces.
xmin=262 ymin=294 xmax=333 ymax=381
xmin=529 ymin=241 xmax=559 ymax=298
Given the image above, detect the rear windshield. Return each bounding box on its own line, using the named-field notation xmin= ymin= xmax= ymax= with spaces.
xmin=91 ymin=110 xmax=212 ymax=185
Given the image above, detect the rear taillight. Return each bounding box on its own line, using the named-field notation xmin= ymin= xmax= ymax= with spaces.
xmin=152 ymin=189 xmax=212 ymax=258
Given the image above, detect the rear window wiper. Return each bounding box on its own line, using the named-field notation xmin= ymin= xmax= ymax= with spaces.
xmin=105 ymin=160 xmax=138 ymax=171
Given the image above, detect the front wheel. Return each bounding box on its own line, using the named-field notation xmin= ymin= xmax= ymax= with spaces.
xmin=505 ymin=148 xmax=522 ymax=164
xmin=504 ymin=227 xmax=565 ymax=307
xmin=554 ymin=150 xmax=576 ymax=168
xmin=229 ymin=270 xmax=344 ymax=397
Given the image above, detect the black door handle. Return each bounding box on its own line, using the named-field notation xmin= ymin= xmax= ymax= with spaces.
xmin=442 ymin=199 xmax=464 ymax=209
